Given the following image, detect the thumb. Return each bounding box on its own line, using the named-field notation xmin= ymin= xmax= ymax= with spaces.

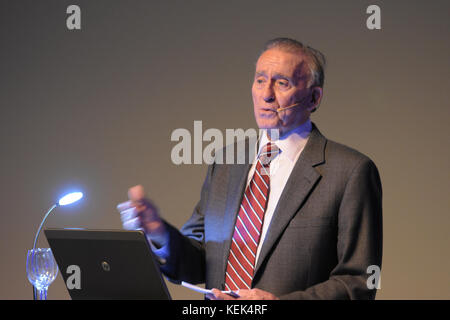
xmin=128 ymin=185 xmax=145 ymax=202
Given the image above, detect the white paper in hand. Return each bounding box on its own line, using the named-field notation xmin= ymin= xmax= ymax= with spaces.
xmin=181 ymin=281 xmax=240 ymax=298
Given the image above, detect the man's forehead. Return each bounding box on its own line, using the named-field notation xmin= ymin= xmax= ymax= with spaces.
xmin=255 ymin=48 xmax=307 ymax=77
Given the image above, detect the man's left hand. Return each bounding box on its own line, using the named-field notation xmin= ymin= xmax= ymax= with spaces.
xmin=207 ymin=288 xmax=279 ymax=300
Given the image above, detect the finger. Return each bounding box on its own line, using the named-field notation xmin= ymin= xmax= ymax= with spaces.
xmin=205 ymin=293 xmax=217 ymax=300
xmin=211 ymin=288 xmax=236 ymax=300
xmin=135 ymin=203 xmax=151 ymax=215
xmin=123 ymin=217 xmax=142 ymax=230
xmin=228 ymin=290 xmax=241 ymax=299
xmin=116 ymin=200 xmax=134 ymax=212
xmin=234 ymin=289 xmax=250 ymax=300
xmin=139 ymin=198 xmax=158 ymax=211
xmin=138 ymin=207 xmax=160 ymax=225
xmin=128 ymin=185 xmax=145 ymax=202
xmin=210 ymin=289 xmax=223 ymax=300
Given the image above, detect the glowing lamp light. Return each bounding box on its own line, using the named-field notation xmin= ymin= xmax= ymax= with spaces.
xmin=58 ymin=192 xmax=83 ymax=206
xmin=32 ymin=191 xmax=84 ymax=252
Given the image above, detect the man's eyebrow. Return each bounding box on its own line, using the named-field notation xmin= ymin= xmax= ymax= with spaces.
xmin=273 ymin=73 xmax=292 ymax=81
xmin=255 ymin=71 xmax=293 ymax=81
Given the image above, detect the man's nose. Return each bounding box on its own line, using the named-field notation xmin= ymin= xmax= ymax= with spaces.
xmin=262 ymin=83 xmax=275 ymax=103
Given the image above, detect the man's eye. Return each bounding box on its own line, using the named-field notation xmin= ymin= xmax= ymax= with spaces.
xmin=255 ymin=79 xmax=265 ymax=84
xmin=277 ymin=80 xmax=289 ymax=87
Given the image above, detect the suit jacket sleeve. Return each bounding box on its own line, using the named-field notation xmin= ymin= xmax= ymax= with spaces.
xmin=279 ymin=158 xmax=383 ymax=300
xmin=157 ymin=163 xmax=214 ymax=284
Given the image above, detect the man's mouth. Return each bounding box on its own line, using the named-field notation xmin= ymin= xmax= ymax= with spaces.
xmin=259 ymin=108 xmax=279 ymax=118
xmin=261 ymin=107 xmax=278 ymax=112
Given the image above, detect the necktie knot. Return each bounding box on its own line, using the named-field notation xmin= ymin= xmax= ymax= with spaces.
xmin=258 ymin=142 xmax=280 ymax=166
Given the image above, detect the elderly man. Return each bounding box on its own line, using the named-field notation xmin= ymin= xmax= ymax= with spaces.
xmin=117 ymin=38 xmax=382 ymax=300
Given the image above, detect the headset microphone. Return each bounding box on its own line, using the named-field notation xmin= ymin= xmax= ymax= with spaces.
xmin=276 ymin=102 xmax=302 ymax=112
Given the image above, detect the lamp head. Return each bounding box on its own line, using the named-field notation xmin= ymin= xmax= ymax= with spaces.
xmin=57 ymin=192 xmax=83 ymax=206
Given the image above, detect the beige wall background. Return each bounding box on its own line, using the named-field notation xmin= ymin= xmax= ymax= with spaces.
xmin=1 ymin=0 xmax=449 ymax=299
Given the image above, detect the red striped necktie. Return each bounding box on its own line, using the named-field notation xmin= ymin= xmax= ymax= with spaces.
xmin=224 ymin=142 xmax=280 ymax=291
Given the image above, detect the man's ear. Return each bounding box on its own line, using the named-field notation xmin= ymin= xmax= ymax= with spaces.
xmin=308 ymin=86 xmax=323 ymax=113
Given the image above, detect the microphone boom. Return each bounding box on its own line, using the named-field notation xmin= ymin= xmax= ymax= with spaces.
xmin=276 ymin=102 xmax=301 ymax=112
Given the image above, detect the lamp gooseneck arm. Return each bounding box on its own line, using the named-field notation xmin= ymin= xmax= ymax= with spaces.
xmin=31 ymin=203 xmax=58 ymax=300
xmin=32 ymin=204 xmax=58 ymax=251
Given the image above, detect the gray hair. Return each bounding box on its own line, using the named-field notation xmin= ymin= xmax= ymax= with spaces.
xmin=259 ymin=37 xmax=326 ymax=88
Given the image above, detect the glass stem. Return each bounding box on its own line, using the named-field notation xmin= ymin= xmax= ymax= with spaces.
xmin=37 ymin=288 xmax=47 ymax=300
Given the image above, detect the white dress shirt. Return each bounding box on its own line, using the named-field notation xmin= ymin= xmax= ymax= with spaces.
xmin=248 ymin=119 xmax=312 ymax=265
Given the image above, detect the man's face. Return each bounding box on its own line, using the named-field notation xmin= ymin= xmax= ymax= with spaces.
xmin=252 ymin=48 xmax=318 ymax=137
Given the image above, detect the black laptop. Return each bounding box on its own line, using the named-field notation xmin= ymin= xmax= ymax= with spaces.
xmin=44 ymin=228 xmax=171 ymax=300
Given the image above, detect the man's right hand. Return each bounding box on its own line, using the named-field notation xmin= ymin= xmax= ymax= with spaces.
xmin=116 ymin=185 xmax=168 ymax=246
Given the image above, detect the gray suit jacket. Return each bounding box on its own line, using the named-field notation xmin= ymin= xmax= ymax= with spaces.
xmin=159 ymin=123 xmax=383 ymax=299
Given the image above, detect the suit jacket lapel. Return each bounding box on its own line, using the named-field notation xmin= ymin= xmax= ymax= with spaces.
xmin=253 ymin=123 xmax=326 ymax=277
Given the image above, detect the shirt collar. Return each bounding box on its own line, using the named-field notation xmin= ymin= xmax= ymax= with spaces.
xmin=259 ymin=119 xmax=312 ymax=162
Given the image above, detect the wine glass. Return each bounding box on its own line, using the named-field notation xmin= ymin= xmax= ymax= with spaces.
xmin=26 ymin=248 xmax=59 ymax=300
